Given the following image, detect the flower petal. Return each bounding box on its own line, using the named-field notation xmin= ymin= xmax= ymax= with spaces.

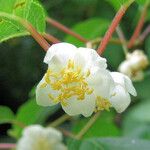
xmin=111 ymin=72 xmax=137 ymax=96
xmin=77 ymin=47 xmax=107 ymax=69
xmin=36 ymin=75 xmax=58 ymax=106
xmin=62 ymin=94 xmax=96 ymax=117
xmin=87 ymin=69 xmax=115 ymax=99
xmin=110 ymin=85 xmax=131 ymax=113
xmin=45 ymin=127 xmax=63 ymax=142
xmin=44 ymin=43 xmax=77 ymax=65
xmin=124 ymin=75 xmax=137 ymax=96
xmin=53 ymin=143 xmax=67 ymax=150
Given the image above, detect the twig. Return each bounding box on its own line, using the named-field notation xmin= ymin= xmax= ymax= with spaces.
xmin=46 ymin=17 xmax=88 ymax=43
xmin=139 ymin=24 xmax=150 ymax=42
xmin=97 ymin=0 xmax=135 ymax=55
xmin=75 ymin=112 xmax=100 ymax=139
xmin=86 ymin=37 xmax=122 ymax=48
xmin=127 ymin=0 xmax=150 ymax=48
xmin=48 ymin=114 xmax=71 ymax=127
xmin=0 ymin=143 xmax=16 ymax=149
xmin=58 ymin=127 xmax=77 ymax=139
xmin=116 ymin=26 xmax=128 ymax=55
xmin=11 ymin=120 xmax=26 ymax=128
xmin=43 ymin=33 xmax=60 ymax=43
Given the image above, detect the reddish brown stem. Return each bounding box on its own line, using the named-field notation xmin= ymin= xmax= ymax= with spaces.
xmin=0 ymin=143 xmax=16 ymax=149
xmin=97 ymin=0 xmax=135 ymax=55
xmin=46 ymin=17 xmax=88 ymax=43
xmin=97 ymin=5 xmax=127 ymax=55
xmin=43 ymin=33 xmax=61 ymax=44
xmin=23 ymin=21 xmax=50 ymax=51
xmin=127 ymin=2 xmax=149 ymax=48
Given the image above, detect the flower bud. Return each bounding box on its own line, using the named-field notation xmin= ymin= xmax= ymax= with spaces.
xmin=118 ymin=50 xmax=149 ymax=81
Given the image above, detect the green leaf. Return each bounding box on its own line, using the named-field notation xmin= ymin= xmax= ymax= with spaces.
xmin=8 ymin=99 xmax=59 ymax=139
xmin=123 ymin=100 xmax=150 ymax=139
xmin=65 ymin=18 xmax=110 ymax=47
xmin=103 ymin=42 xmax=125 ymax=70
xmin=69 ymin=138 xmax=150 ymax=150
xmin=136 ymin=0 xmax=146 ymax=5
xmin=0 ymin=105 xmax=15 ymax=124
xmin=68 ymin=139 xmax=82 ymax=150
xmin=134 ymin=71 xmax=150 ymax=99
xmin=72 ymin=112 xmax=120 ymax=139
xmin=145 ymin=35 xmax=150 ymax=60
xmin=105 ymin=0 xmax=128 ymax=10
xmin=106 ymin=0 xmax=127 ymax=10
xmin=79 ymin=138 xmax=150 ymax=150
xmin=0 ymin=0 xmax=46 ymax=42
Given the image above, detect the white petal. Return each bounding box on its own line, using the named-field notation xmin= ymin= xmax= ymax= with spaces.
xmin=111 ymin=72 xmax=125 ymax=86
xmin=46 ymin=127 xmax=62 ymax=142
xmin=53 ymin=143 xmax=67 ymax=150
xmin=124 ymin=75 xmax=137 ymax=96
xmin=77 ymin=47 xmax=107 ymax=69
xmin=87 ymin=69 xmax=115 ymax=99
xmin=118 ymin=60 xmax=132 ymax=77
xmin=110 ymin=85 xmax=131 ymax=113
xmin=111 ymin=72 xmax=137 ymax=96
xmin=36 ymin=75 xmax=58 ymax=106
xmin=44 ymin=43 xmax=77 ymax=65
xmin=62 ymin=94 xmax=96 ymax=117
xmin=23 ymin=125 xmax=44 ymax=137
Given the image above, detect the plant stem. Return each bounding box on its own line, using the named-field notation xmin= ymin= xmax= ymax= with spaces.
xmin=48 ymin=114 xmax=71 ymax=127
xmin=127 ymin=0 xmax=150 ymax=48
xmin=97 ymin=0 xmax=135 ymax=55
xmin=139 ymin=24 xmax=150 ymax=42
xmin=76 ymin=112 xmax=100 ymax=140
xmin=0 ymin=12 xmax=50 ymax=51
xmin=58 ymin=127 xmax=77 ymax=139
xmin=43 ymin=33 xmax=60 ymax=43
xmin=0 ymin=143 xmax=16 ymax=149
xmin=11 ymin=120 xmax=26 ymax=128
xmin=46 ymin=17 xmax=88 ymax=43
xmin=116 ymin=26 xmax=128 ymax=56
xmin=86 ymin=37 xmax=122 ymax=48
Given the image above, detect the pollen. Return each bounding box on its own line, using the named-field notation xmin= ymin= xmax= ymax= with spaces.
xmin=40 ymin=59 xmax=93 ymax=105
xmin=95 ymin=96 xmax=111 ymax=112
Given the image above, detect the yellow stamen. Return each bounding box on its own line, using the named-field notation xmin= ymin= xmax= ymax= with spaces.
xmin=41 ymin=59 xmax=93 ymax=106
xmin=40 ymin=82 xmax=47 ymax=88
xmin=95 ymin=96 xmax=111 ymax=112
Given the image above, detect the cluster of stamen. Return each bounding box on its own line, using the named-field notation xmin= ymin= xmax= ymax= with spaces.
xmin=40 ymin=59 xmax=93 ymax=106
xmin=95 ymin=96 xmax=111 ymax=112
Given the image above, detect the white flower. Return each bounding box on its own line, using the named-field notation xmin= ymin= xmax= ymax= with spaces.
xmin=109 ymin=72 xmax=137 ymax=113
xmin=17 ymin=125 xmax=67 ymax=150
xmin=36 ymin=43 xmax=114 ymax=117
xmin=118 ymin=50 xmax=149 ymax=81
xmin=127 ymin=50 xmax=149 ymax=70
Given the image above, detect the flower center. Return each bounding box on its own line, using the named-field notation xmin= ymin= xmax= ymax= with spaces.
xmin=95 ymin=96 xmax=111 ymax=112
xmin=40 ymin=59 xmax=93 ymax=106
xmin=34 ymin=138 xmax=52 ymax=150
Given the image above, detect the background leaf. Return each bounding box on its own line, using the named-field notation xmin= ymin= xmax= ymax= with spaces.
xmin=78 ymin=138 xmax=150 ymax=150
xmin=8 ymin=99 xmax=59 ymax=138
xmin=65 ymin=18 xmax=110 ymax=47
xmin=123 ymin=100 xmax=150 ymax=139
xmin=0 ymin=105 xmax=15 ymax=124
xmin=0 ymin=0 xmax=46 ymax=42
xmin=72 ymin=112 xmax=120 ymax=139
